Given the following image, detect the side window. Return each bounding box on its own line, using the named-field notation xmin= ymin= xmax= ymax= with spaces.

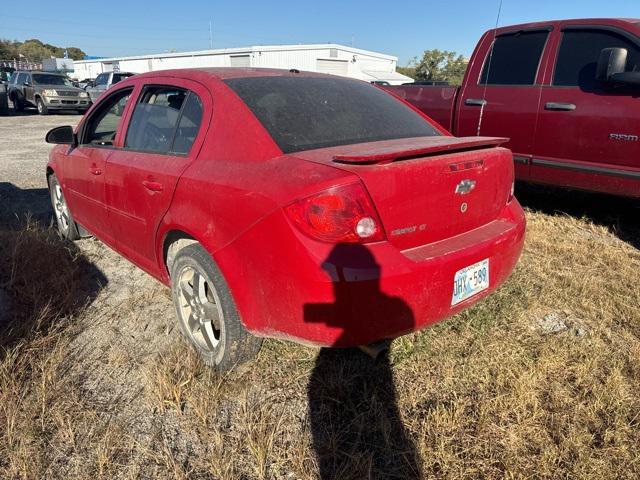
xmin=95 ymin=74 xmax=107 ymax=86
xmin=16 ymin=73 xmax=26 ymax=84
xmin=82 ymin=88 xmax=132 ymax=146
xmin=125 ymin=86 xmax=193 ymax=154
xmin=171 ymin=93 xmax=203 ymax=154
xmin=553 ymin=29 xmax=640 ymax=89
xmin=480 ymin=30 xmax=549 ymax=85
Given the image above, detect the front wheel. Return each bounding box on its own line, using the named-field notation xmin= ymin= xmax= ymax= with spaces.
xmin=36 ymin=97 xmax=49 ymax=115
xmin=170 ymin=243 xmax=262 ymax=371
xmin=49 ymin=174 xmax=79 ymax=240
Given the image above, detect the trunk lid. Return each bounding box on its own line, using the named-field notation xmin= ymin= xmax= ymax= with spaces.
xmin=293 ymin=136 xmax=514 ymax=250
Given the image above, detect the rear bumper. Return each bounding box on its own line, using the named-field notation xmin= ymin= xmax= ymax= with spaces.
xmin=216 ymin=200 xmax=526 ymax=347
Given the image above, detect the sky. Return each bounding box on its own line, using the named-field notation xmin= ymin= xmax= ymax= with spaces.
xmin=1 ymin=0 xmax=638 ymax=65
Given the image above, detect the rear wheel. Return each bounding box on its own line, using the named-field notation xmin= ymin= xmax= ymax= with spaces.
xmin=49 ymin=174 xmax=79 ymax=241
xmin=36 ymin=97 xmax=48 ymax=115
xmin=170 ymin=243 xmax=262 ymax=371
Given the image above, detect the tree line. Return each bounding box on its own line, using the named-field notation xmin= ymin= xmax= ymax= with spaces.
xmin=398 ymin=49 xmax=468 ymax=85
xmin=0 ymin=39 xmax=86 ymax=62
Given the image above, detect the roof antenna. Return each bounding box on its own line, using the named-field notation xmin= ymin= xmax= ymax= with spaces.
xmin=477 ymin=0 xmax=503 ymax=136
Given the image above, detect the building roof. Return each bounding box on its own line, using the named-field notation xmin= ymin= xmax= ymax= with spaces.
xmin=74 ymin=43 xmax=397 ymax=64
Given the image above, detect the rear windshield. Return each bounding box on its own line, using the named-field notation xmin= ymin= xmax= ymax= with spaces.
xmin=224 ymin=76 xmax=440 ymax=153
xmin=32 ymin=74 xmax=74 ymax=86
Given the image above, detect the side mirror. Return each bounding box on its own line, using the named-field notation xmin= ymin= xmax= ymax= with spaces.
xmin=23 ymin=81 xmax=31 ymax=87
xmin=596 ymin=47 xmax=627 ymax=83
xmin=46 ymin=126 xmax=76 ymax=145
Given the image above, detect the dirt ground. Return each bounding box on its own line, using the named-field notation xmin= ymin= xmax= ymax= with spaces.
xmin=1 ymin=111 xmax=639 ymax=479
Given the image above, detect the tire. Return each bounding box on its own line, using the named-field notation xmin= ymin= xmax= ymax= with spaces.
xmin=170 ymin=243 xmax=262 ymax=371
xmin=36 ymin=97 xmax=49 ymax=115
xmin=48 ymin=174 xmax=80 ymax=241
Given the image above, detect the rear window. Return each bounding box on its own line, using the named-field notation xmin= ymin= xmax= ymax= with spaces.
xmin=224 ymin=76 xmax=440 ymax=153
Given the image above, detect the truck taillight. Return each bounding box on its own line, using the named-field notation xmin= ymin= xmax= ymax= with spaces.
xmin=285 ymin=182 xmax=386 ymax=243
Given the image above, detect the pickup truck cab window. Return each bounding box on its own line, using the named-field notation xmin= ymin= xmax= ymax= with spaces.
xmin=554 ymin=29 xmax=640 ymax=89
xmin=125 ymin=86 xmax=202 ymax=154
xmin=480 ymin=30 xmax=549 ymax=85
xmin=82 ymin=88 xmax=132 ymax=146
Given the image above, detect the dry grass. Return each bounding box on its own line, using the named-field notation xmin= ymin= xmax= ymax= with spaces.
xmin=1 ymin=199 xmax=639 ymax=479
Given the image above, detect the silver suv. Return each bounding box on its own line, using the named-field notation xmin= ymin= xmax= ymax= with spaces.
xmin=86 ymin=71 xmax=135 ymax=102
xmin=8 ymin=71 xmax=90 ymax=115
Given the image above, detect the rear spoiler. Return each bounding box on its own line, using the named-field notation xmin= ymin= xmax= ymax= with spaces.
xmin=332 ymin=136 xmax=509 ymax=165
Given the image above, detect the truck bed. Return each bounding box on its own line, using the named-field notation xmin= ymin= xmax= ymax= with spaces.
xmin=382 ymin=85 xmax=460 ymax=133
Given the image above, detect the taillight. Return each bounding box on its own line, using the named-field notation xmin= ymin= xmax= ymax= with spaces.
xmin=284 ymin=182 xmax=386 ymax=243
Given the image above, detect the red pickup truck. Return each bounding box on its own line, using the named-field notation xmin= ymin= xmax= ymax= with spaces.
xmin=385 ymin=18 xmax=640 ymax=198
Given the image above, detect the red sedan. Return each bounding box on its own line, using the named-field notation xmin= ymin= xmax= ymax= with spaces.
xmin=45 ymin=68 xmax=525 ymax=370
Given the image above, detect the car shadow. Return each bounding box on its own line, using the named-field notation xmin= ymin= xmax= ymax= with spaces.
xmin=516 ymin=182 xmax=640 ymax=250
xmin=0 ymin=182 xmax=107 ymax=351
xmin=0 ymin=182 xmax=54 ymax=228
xmin=304 ymin=244 xmax=422 ymax=479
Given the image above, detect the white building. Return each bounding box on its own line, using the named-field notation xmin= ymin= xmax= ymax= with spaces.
xmin=73 ymin=44 xmax=412 ymax=85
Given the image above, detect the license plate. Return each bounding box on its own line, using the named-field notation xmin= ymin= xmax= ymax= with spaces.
xmin=451 ymin=259 xmax=489 ymax=306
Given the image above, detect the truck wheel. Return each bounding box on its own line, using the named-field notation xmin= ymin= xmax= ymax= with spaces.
xmin=170 ymin=243 xmax=262 ymax=371
xmin=36 ymin=97 xmax=49 ymax=115
xmin=48 ymin=174 xmax=80 ymax=241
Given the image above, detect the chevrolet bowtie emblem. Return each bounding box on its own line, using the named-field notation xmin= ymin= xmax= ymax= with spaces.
xmin=455 ymin=179 xmax=476 ymax=195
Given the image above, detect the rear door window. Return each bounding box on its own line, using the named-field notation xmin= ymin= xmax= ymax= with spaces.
xmin=480 ymin=30 xmax=549 ymax=85
xmin=125 ymin=85 xmax=203 ymax=154
xmin=224 ymin=76 xmax=440 ymax=153
xmin=553 ymin=29 xmax=640 ymax=89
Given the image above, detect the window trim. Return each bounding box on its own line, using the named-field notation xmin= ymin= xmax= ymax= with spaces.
xmin=551 ymin=25 xmax=640 ymax=87
xmin=477 ymin=27 xmax=552 ymax=87
xmin=121 ymin=84 xmax=202 ymax=157
xmin=78 ymin=86 xmax=134 ymax=149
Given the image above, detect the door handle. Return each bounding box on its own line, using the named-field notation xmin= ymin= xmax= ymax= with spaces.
xmin=90 ymin=167 xmax=102 ymax=175
xmin=545 ymin=102 xmax=576 ymax=111
xmin=142 ymin=180 xmax=164 ymax=192
xmin=465 ymin=98 xmax=487 ymax=106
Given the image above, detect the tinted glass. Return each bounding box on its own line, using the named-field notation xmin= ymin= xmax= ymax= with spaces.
xmin=33 ymin=74 xmax=73 ymax=86
xmin=225 ymin=76 xmax=440 ymax=153
xmin=112 ymin=73 xmax=133 ymax=84
xmin=95 ymin=74 xmax=107 ymax=86
xmin=16 ymin=73 xmax=27 ymax=84
xmin=480 ymin=31 xmax=549 ymax=85
xmin=83 ymin=89 xmax=132 ymax=146
xmin=125 ymin=86 xmax=186 ymax=153
xmin=172 ymin=93 xmax=203 ymax=154
xmin=554 ymin=30 xmax=640 ymax=88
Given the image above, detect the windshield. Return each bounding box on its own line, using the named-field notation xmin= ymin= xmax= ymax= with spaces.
xmin=32 ymin=74 xmax=74 ymax=86
xmin=224 ymin=76 xmax=440 ymax=153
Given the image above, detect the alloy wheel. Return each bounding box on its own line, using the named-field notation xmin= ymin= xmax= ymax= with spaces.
xmin=176 ymin=266 xmax=223 ymax=352
xmin=53 ymin=184 xmax=70 ymax=234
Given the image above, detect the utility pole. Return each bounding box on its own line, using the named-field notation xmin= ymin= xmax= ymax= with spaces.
xmin=209 ymin=20 xmax=213 ymax=49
